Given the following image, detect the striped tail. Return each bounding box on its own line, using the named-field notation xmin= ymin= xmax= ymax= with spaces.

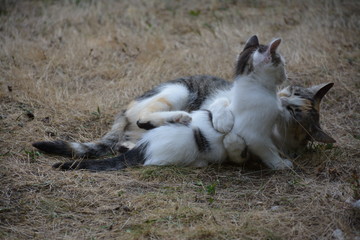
xmin=32 ymin=112 xmax=128 ymax=158
xmin=52 ymin=143 xmax=148 ymax=171
xmin=32 ymin=140 xmax=117 ymax=158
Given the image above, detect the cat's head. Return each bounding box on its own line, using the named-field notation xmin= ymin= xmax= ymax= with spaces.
xmin=277 ymin=82 xmax=336 ymax=147
xmin=235 ymin=35 xmax=286 ymax=85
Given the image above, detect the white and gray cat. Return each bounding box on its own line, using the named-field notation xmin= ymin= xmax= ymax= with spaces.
xmin=35 ymin=35 xmax=335 ymax=171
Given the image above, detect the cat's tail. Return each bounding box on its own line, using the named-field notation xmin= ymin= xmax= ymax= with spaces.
xmin=52 ymin=143 xmax=148 ymax=171
xmin=32 ymin=112 xmax=128 ymax=158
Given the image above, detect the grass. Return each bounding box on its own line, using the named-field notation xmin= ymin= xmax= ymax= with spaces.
xmin=0 ymin=0 xmax=359 ymax=239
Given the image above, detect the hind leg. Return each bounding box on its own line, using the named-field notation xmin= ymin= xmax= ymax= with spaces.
xmin=223 ymin=132 xmax=248 ymax=164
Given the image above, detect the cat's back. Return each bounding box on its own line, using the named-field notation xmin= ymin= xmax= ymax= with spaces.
xmin=169 ymin=75 xmax=232 ymax=111
xmin=136 ymin=75 xmax=229 ymax=99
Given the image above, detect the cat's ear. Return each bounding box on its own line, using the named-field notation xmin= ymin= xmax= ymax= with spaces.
xmin=268 ymin=38 xmax=281 ymax=54
xmin=312 ymin=82 xmax=334 ymax=100
xmin=312 ymin=125 xmax=336 ymax=143
xmin=311 ymin=83 xmax=334 ymax=111
xmin=243 ymin=35 xmax=259 ymax=50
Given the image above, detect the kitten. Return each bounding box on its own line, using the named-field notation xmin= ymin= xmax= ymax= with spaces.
xmin=221 ymin=35 xmax=292 ymax=169
xmin=51 ymin=35 xmax=320 ymax=171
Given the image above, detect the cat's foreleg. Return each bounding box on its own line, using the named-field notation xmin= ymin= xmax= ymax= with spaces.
xmin=137 ymin=111 xmax=192 ymax=129
xmin=249 ymin=140 xmax=293 ymax=170
xmin=208 ymin=98 xmax=234 ymax=134
xmin=134 ymin=92 xmax=191 ymax=129
xmin=223 ymin=132 xmax=248 ymax=164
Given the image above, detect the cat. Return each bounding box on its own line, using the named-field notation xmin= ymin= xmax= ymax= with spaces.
xmin=50 ymin=35 xmax=334 ymax=171
xmin=33 ymin=36 xmax=335 ymax=170
xmin=215 ymin=35 xmax=292 ymax=169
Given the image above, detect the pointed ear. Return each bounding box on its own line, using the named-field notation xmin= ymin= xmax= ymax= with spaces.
xmin=311 ymin=83 xmax=334 ymax=111
xmin=269 ymin=38 xmax=281 ymax=54
xmin=312 ymin=126 xmax=336 ymax=143
xmin=243 ymin=35 xmax=259 ymax=50
xmin=313 ymin=82 xmax=334 ymax=101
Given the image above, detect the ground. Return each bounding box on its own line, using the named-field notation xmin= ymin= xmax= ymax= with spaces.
xmin=0 ymin=0 xmax=359 ymax=239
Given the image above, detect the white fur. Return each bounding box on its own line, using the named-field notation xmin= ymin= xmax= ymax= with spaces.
xmin=223 ymin=132 xmax=247 ymax=164
xmin=224 ymin=47 xmax=293 ymax=169
xmin=140 ymin=110 xmax=226 ymax=167
xmin=207 ymin=97 xmax=234 ymax=134
xmin=228 ymin=77 xmax=292 ymax=169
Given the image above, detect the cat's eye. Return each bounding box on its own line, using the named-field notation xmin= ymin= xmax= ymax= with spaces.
xmin=286 ymin=106 xmax=295 ymax=115
xmin=293 ymin=93 xmax=300 ymax=96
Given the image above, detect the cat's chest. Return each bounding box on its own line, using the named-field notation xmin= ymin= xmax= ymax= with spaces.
xmin=232 ymin=88 xmax=279 ymax=113
xmin=230 ymin=86 xmax=280 ymax=134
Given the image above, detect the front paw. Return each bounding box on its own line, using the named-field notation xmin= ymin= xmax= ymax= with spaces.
xmin=272 ymin=159 xmax=293 ymax=170
xmin=170 ymin=112 xmax=192 ymax=125
xmin=137 ymin=120 xmax=157 ymax=130
xmin=213 ymin=110 xmax=234 ymax=133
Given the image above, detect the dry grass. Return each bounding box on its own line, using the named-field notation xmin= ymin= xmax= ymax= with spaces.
xmin=0 ymin=0 xmax=359 ymax=239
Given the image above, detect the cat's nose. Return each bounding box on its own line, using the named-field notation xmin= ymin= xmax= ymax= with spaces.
xmin=279 ymin=97 xmax=290 ymax=106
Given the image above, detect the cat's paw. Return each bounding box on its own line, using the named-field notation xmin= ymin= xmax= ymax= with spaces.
xmin=209 ymin=98 xmax=234 ymax=134
xmin=272 ymin=159 xmax=293 ymax=170
xmin=213 ymin=110 xmax=234 ymax=134
xmin=137 ymin=120 xmax=157 ymax=130
xmin=118 ymin=141 xmax=136 ymax=153
xmin=224 ymin=132 xmax=246 ymax=149
xmin=170 ymin=112 xmax=192 ymax=125
xmin=224 ymin=133 xmax=247 ymax=164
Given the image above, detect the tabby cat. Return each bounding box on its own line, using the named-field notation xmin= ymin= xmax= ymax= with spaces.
xmin=274 ymin=83 xmax=335 ymax=156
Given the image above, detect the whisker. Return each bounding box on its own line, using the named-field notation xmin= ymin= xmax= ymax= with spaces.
xmin=292 ymin=116 xmax=314 ymax=141
xmin=291 ymin=115 xmax=333 ymax=164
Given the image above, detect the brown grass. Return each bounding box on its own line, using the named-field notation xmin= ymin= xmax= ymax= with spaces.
xmin=1 ymin=0 xmax=359 ymax=239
